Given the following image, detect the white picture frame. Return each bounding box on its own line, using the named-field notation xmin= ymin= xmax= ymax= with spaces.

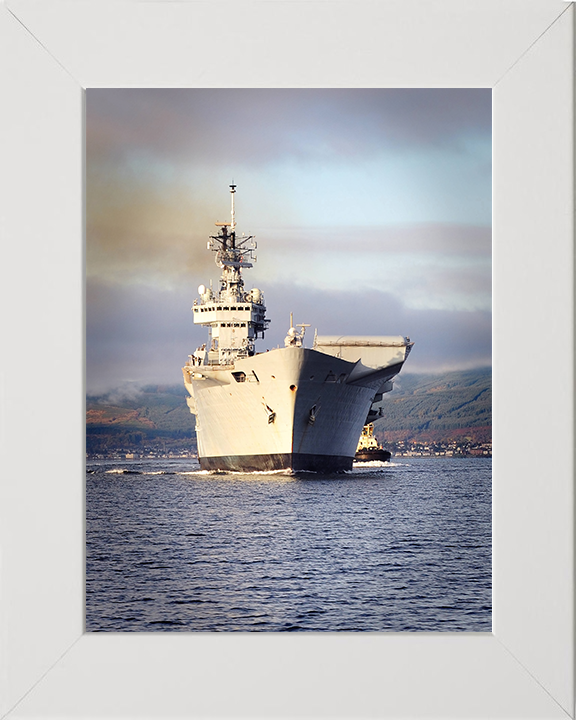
xmin=0 ymin=1 xmax=573 ymax=718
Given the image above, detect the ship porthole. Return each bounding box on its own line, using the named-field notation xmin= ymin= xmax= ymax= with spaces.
xmin=290 ymin=384 xmax=297 ymax=391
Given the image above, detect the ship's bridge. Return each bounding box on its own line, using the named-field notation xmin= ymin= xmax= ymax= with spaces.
xmin=193 ymin=301 xmax=264 ymax=324
xmin=189 ymin=185 xmax=269 ymax=365
xmin=192 ymin=293 xmax=269 ymax=365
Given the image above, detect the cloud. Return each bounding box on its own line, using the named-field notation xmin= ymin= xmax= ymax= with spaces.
xmin=86 ymin=278 xmax=196 ymax=391
xmin=86 ymin=277 xmax=491 ymax=392
xmin=248 ymin=223 xmax=491 ymax=312
xmin=88 ymin=199 xmax=491 ymax=310
xmin=93 ymin=383 xmax=144 ymax=405
xmin=86 ymin=169 xmax=228 ymax=284
xmin=87 ymin=89 xmax=491 ymax=168
xmin=87 ymin=166 xmax=491 ymax=284
xmin=264 ymin=283 xmax=491 ymax=372
xmin=86 ymin=89 xmax=491 ymax=288
xmin=255 ymin=222 xmax=491 ymax=257
xmin=86 ymin=89 xmax=492 ymax=388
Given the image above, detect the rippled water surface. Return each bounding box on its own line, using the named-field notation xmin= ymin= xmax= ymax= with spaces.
xmin=86 ymin=457 xmax=491 ymax=631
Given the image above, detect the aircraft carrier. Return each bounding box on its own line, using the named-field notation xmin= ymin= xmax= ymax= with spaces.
xmin=182 ymin=185 xmax=413 ymax=472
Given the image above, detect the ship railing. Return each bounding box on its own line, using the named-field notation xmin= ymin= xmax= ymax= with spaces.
xmin=204 ymin=360 xmax=235 ymax=369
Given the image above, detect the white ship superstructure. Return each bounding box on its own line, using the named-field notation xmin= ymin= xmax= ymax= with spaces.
xmin=183 ymin=186 xmax=413 ymax=472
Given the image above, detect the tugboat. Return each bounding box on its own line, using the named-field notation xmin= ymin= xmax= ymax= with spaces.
xmin=354 ymin=424 xmax=392 ymax=463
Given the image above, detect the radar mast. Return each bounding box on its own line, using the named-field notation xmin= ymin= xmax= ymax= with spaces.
xmin=191 ymin=185 xmax=269 ymax=365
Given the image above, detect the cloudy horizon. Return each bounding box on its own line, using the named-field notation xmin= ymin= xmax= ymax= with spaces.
xmin=86 ymin=88 xmax=491 ymax=393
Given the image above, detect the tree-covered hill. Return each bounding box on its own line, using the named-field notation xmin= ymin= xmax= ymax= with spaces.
xmin=87 ymin=384 xmax=193 ymax=431
xmin=86 ymin=384 xmax=195 ymax=455
xmin=377 ymin=368 xmax=491 ymax=433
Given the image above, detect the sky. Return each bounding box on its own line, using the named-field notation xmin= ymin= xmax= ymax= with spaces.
xmin=86 ymin=89 xmax=491 ymax=393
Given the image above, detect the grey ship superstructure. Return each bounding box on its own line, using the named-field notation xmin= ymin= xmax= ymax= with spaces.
xmin=183 ymin=185 xmax=412 ymax=471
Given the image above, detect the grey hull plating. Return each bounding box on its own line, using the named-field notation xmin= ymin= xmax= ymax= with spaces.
xmin=199 ymin=453 xmax=353 ymax=473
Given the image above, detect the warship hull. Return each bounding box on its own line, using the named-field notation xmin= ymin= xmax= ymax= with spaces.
xmin=200 ymin=453 xmax=353 ymax=472
xmin=184 ymin=345 xmax=408 ymax=472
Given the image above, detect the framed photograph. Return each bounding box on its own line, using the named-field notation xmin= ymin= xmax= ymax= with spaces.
xmin=1 ymin=1 xmax=573 ymax=718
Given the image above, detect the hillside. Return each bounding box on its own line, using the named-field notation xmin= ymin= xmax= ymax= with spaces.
xmin=86 ymin=368 xmax=491 ymax=455
xmin=86 ymin=384 xmax=195 ymax=455
xmin=376 ymin=368 xmax=491 ymax=431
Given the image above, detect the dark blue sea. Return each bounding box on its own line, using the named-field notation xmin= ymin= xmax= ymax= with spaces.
xmin=86 ymin=457 xmax=491 ymax=632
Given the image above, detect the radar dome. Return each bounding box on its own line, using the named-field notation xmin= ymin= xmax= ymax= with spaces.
xmin=198 ymin=284 xmax=206 ymax=296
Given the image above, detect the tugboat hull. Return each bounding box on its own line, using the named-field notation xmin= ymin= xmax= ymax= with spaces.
xmin=354 ymin=449 xmax=392 ymax=463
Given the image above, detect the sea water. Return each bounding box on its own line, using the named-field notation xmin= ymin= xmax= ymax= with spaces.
xmin=86 ymin=457 xmax=491 ymax=632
